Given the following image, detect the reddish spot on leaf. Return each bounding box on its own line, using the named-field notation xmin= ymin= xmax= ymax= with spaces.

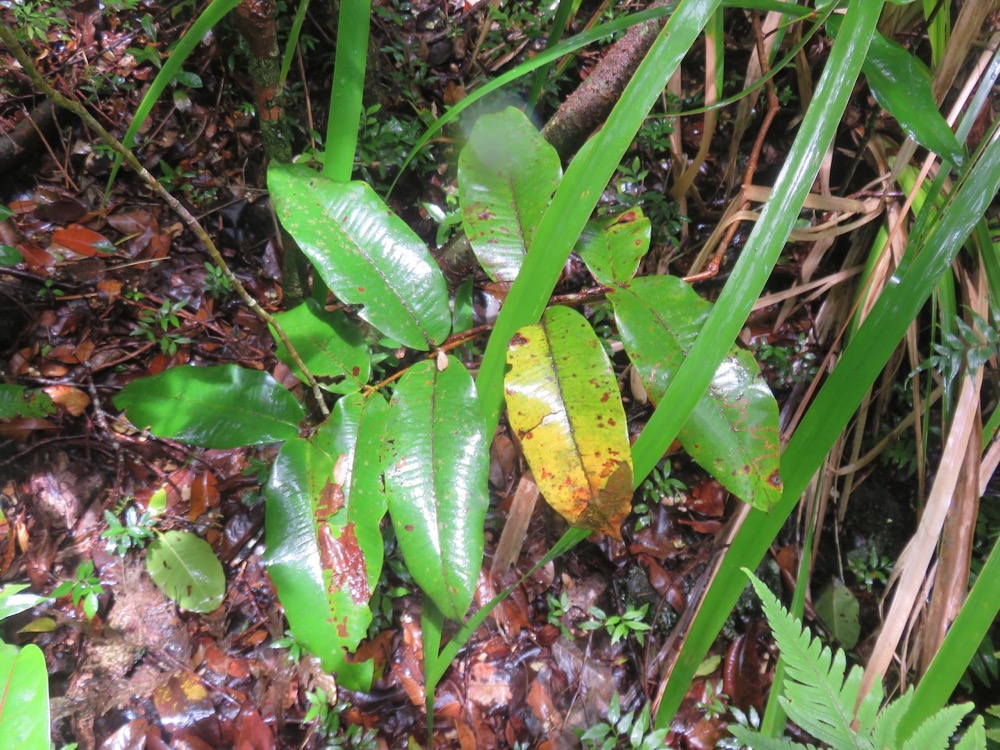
xmin=318 ymin=522 xmax=370 ymax=605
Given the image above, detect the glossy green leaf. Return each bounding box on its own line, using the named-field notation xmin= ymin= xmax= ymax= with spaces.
xmin=271 ymin=299 xmax=371 ymax=394
xmin=814 ymin=579 xmax=860 ymax=649
xmin=504 ymin=306 xmax=633 ymax=538
xmin=268 ymin=163 xmax=450 ymax=350
xmin=576 ymin=210 xmax=651 ymax=286
xmin=265 ymin=437 xmax=375 ymax=690
xmin=863 ymin=31 xmax=964 ymax=165
xmin=0 ymin=643 xmax=48 ymax=750
xmin=312 ymin=392 xmax=390 ymax=592
xmin=458 ymin=108 xmax=562 ymax=282
xmin=114 ymin=365 xmax=304 ymax=448
xmin=384 ymin=357 xmax=489 ymax=620
xmin=0 ymin=386 xmax=54 ymax=420
xmin=146 ymin=531 xmax=225 ymax=613
xmin=610 ymin=277 xmax=782 ymax=511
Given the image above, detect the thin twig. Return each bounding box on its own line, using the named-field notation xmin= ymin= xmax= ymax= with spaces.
xmin=0 ymin=26 xmax=329 ymax=418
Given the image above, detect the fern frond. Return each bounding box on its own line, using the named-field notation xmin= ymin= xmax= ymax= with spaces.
xmin=952 ymin=715 xmax=986 ymax=750
xmin=868 ymin=687 xmax=914 ymax=748
xmin=900 ymin=702 xmax=974 ymax=750
xmin=744 ymin=572 xmax=875 ymax=750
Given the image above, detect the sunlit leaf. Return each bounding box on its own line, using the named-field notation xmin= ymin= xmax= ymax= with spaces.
xmin=458 ymin=107 xmax=562 ymax=281
xmin=114 ymin=365 xmax=304 ymax=448
xmin=384 ymin=357 xmax=489 ymax=620
xmin=271 ymin=299 xmax=371 ymax=394
xmin=268 ymin=163 xmax=451 ymax=350
xmin=146 ymin=531 xmax=225 ymax=613
xmin=610 ymin=277 xmax=782 ymax=511
xmin=0 ymin=643 xmax=48 ymax=750
xmin=576 ymin=209 xmax=651 ymax=286
xmin=265 ymin=437 xmax=375 ymax=690
xmin=504 ymin=305 xmax=633 ymax=538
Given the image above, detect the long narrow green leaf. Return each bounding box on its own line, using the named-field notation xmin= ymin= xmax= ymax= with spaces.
xmin=477 ymin=0 xmax=723 ymax=436
xmin=324 ymin=0 xmax=371 ymax=181
xmin=654 ymin=111 xmax=1000 ymax=726
xmin=384 ymin=357 xmax=489 ymax=620
xmin=108 ymin=0 xmax=239 ymax=192
xmin=650 ymin=0 xmax=887 ymax=726
xmin=265 ymin=438 xmax=375 ymax=690
xmin=897 ymin=534 xmax=1000 ymax=742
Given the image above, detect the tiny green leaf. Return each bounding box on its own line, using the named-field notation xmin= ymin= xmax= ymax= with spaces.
xmin=146 ymin=531 xmax=225 ymax=613
xmin=0 ymin=385 xmax=54 ymax=420
xmin=814 ymin=579 xmax=860 ymax=649
xmin=576 ymin=210 xmax=651 ymax=286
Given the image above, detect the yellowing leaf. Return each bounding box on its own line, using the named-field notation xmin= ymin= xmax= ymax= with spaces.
xmin=504 ymin=306 xmax=632 ymax=538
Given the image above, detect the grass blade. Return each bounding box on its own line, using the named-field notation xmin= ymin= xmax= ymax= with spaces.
xmin=653 ymin=111 xmax=1000 ymax=726
xmin=650 ymin=0 xmax=887 ymax=725
xmin=324 ymin=0 xmax=371 ymax=181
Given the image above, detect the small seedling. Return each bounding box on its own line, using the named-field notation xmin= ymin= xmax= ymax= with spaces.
xmin=582 ymin=603 xmax=653 ymax=645
xmin=545 ymin=590 xmax=574 ymax=640
xmin=204 ymin=261 xmax=232 ymax=299
xmin=52 ymin=560 xmax=104 ymax=620
xmin=578 ymin=692 xmax=668 ymax=750
xmin=101 ymin=506 xmax=156 ymax=556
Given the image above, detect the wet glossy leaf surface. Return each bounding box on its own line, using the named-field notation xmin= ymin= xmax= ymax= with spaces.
xmin=268 ymin=163 xmax=450 ymax=350
xmin=504 ymin=305 xmax=633 ymax=538
xmin=146 ymin=531 xmax=225 ymax=613
xmin=864 ymin=32 xmax=964 ymax=166
xmin=610 ymin=276 xmax=782 ymax=511
xmin=270 ymin=299 xmax=370 ymax=394
xmin=458 ymin=107 xmax=562 ymax=282
xmin=384 ymin=357 xmax=489 ymax=620
xmin=575 ymin=209 xmax=651 ymax=286
xmin=0 ymin=643 xmax=48 ymax=749
xmin=114 ymin=364 xmax=304 ymax=448
xmin=264 ymin=437 xmax=375 ymax=690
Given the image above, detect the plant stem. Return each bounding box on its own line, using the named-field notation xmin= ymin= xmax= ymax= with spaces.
xmin=0 ymin=25 xmax=329 ymax=417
